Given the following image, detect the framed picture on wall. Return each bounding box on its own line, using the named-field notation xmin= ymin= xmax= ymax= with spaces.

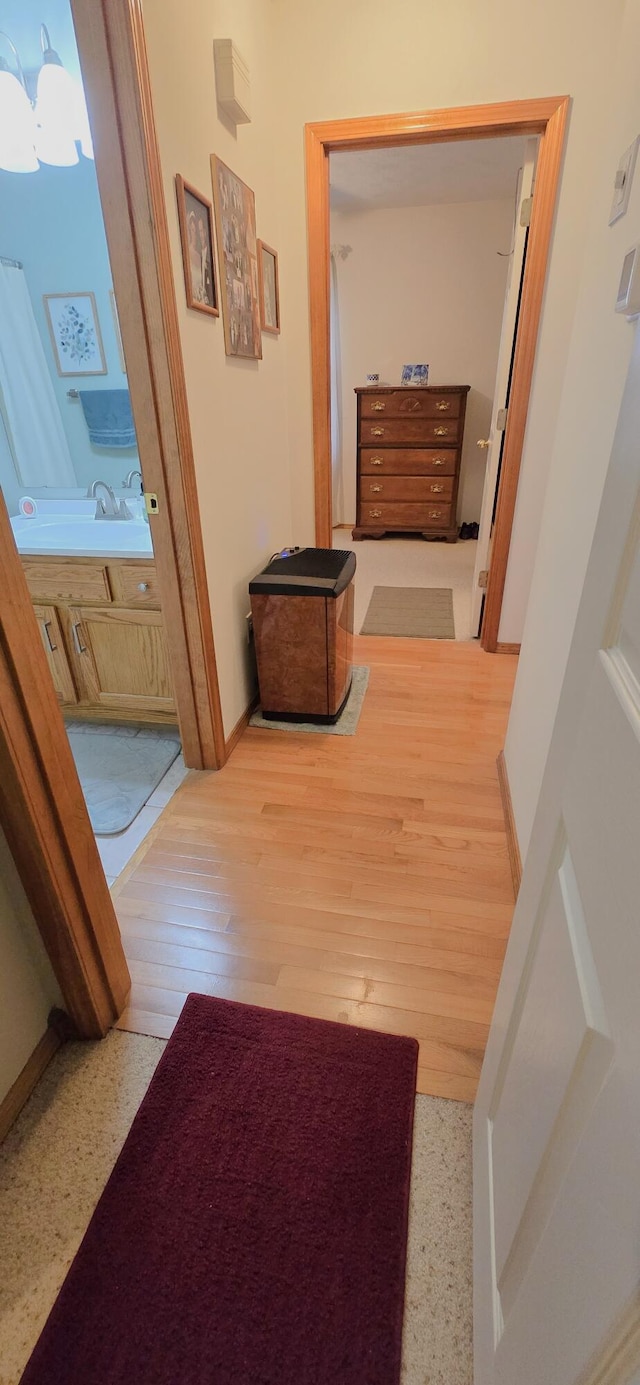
xmin=109 ymin=289 xmax=127 ymax=371
xmin=43 ymin=292 xmax=107 ymax=376
xmin=175 ymin=175 xmax=219 ymax=317
xmin=257 ymin=240 xmax=280 ymax=335
xmin=211 ymin=155 xmax=262 ymax=360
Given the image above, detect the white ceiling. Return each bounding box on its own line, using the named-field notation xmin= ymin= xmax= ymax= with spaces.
xmin=330 ymin=136 xmax=530 ymax=213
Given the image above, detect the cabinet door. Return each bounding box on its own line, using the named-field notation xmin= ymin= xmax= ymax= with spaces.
xmin=67 ymin=606 xmax=176 ymax=715
xmin=33 ymin=603 xmax=78 ymax=706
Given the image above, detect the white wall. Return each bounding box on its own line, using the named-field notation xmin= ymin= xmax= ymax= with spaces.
xmin=141 ymin=0 xmax=292 ymax=738
xmin=331 ymin=199 xmax=512 ymax=525
xmin=0 ymin=828 xmax=61 ymax=1103
xmin=504 ymin=0 xmax=640 ymax=853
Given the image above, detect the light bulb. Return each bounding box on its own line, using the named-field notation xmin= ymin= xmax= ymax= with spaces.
xmin=34 ymin=61 xmax=79 ymax=166
xmin=0 ymin=67 xmax=38 ymax=172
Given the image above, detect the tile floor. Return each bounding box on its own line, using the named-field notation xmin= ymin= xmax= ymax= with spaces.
xmin=333 ymin=529 xmax=478 ymax=641
xmin=64 ymin=721 xmax=189 ymax=888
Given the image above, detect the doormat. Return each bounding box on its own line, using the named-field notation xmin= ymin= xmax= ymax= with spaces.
xmin=21 ymin=994 xmax=418 ymax=1385
xmin=361 ymin=586 xmax=455 ymax=639
xmin=250 ymin=664 xmax=370 ymax=734
xmin=67 ymin=726 xmax=181 ymax=835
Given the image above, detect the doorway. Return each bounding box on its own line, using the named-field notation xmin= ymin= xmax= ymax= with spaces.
xmin=305 ymin=97 xmax=569 ymax=651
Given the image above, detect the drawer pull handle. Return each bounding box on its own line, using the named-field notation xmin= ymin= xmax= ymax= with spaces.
xmin=370 ymin=401 xmax=386 ymax=411
xmin=370 ymin=457 xmax=384 ymax=466
xmin=369 ymin=509 xmax=382 ymax=518
xmin=42 ymin=619 xmax=57 ymax=653
xmin=430 ymin=484 xmax=444 ymax=493
xmin=370 ymin=427 xmax=385 ymax=437
xmin=433 ymin=426 xmax=449 ymax=436
xmin=432 ymin=458 xmax=445 ymax=466
xmin=137 ymin=582 xmax=149 ymax=592
xmin=429 ymin=511 xmax=443 ymax=519
xmin=436 ymin=400 xmax=451 ymax=411
xmin=72 ymin=621 xmax=87 ymax=655
xmin=369 ymin=484 xmax=383 ymax=493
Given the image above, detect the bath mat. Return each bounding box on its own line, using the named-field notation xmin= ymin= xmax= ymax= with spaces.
xmin=250 ymin=664 xmax=370 ymax=735
xmin=67 ymin=726 xmax=181 ymax=835
xmin=361 ymin=586 xmax=455 ymax=639
xmin=21 ymin=994 xmax=418 ymax=1385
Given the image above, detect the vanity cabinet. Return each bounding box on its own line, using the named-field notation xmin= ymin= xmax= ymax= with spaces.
xmin=24 ymin=557 xmax=176 ymax=722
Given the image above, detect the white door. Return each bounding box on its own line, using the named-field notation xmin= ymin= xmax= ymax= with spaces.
xmin=474 ymin=325 xmax=640 ymax=1384
xmin=471 ymin=141 xmax=537 ymax=636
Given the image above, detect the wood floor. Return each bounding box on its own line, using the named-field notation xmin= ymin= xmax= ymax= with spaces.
xmin=114 ymin=637 xmax=518 ymax=1101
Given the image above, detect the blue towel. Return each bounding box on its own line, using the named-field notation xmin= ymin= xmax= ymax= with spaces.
xmin=78 ymin=389 xmax=136 ymax=448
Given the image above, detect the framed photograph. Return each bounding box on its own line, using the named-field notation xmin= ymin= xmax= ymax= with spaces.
xmin=109 ymin=289 xmax=126 ymax=371
xmin=175 ymin=175 xmax=218 ymax=317
xmin=43 ymin=292 xmax=107 ymax=376
xmin=211 ymin=155 xmax=262 ymax=360
xmin=401 ymin=363 xmax=429 ymax=386
xmin=257 ymin=240 xmax=280 ymax=335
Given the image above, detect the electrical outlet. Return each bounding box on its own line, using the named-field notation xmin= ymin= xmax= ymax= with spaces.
xmin=246 ymin=611 xmax=254 ymax=643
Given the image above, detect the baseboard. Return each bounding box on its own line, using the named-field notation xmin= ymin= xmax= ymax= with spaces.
xmin=496 ymin=642 xmax=521 ymax=655
xmin=224 ymin=694 xmax=259 ymax=760
xmin=0 ymin=1021 xmax=62 ymax=1144
xmin=497 ymin=750 xmax=522 ymax=898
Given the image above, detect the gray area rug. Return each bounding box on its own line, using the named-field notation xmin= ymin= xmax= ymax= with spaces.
xmin=67 ymin=726 xmax=181 ymax=835
xmin=250 ymin=665 xmax=369 ymax=735
xmin=361 ymin=586 xmax=455 ymax=639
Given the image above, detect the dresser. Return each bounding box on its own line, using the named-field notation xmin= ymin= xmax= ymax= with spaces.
xmin=352 ymin=384 xmax=470 ymax=541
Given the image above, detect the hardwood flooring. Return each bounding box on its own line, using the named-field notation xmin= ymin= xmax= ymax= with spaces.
xmin=114 ymin=637 xmax=518 ymax=1101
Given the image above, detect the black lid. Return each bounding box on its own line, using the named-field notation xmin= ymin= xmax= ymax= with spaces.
xmin=249 ymin=547 xmax=356 ymax=598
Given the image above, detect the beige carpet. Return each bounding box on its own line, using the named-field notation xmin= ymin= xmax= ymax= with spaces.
xmin=332 ymin=531 xmax=477 ymax=641
xmin=361 ymin=585 xmax=455 ymax=639
xmin=0 ymin=1032 xmax=473 ymax=1385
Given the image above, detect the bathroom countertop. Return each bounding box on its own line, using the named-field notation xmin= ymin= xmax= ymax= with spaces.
xmin=10 ymin=514 xmax=154 ymax=560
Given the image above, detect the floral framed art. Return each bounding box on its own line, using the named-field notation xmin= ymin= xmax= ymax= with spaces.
xmin=43 ymin=292 xmax=107 ymax=377
xmin=257 ymin=240 xmax=280 ymax=335
xmin=211 ymin=155 xmax=262 ymax=360
xmin=175 ymin=175 xmax=218 ymax=317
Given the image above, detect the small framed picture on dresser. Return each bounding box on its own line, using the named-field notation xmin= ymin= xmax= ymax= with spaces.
xmin=401 ymin=364 xmax=429 ymax=385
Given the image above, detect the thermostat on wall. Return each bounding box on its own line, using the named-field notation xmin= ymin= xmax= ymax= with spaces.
xmin=616 ymin=245 xmax=640 ymax=318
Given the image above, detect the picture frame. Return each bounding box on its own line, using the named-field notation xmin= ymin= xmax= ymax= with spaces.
xmin=109 ymin=289 xmax=126 ymax=371
xmin=175 ymin=175 xmax=219 ymax=317
xmin=211 ymin=155 xmax=262 ymax=360
xmin=43 ymin=292 xmax=107 ymax=377
xmin=257 ymin=240 xmax=280 ymax=335
xmin=401 ymin=363 xmax=429 ymax=386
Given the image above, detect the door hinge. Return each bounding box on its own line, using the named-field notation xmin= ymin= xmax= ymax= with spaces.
xmin=520 ymin=196 xmax=533 ymax=228
xmin=496 ymin=407 xmax=508 ymax=431
xmin=478 ymin=570 xmax=489 ymax=590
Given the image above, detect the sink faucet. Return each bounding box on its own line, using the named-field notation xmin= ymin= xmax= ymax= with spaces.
xmin=90 ymin=479 xmax=134 ymax=521
xmin=122 ymin=469 xmax=142 ymax=492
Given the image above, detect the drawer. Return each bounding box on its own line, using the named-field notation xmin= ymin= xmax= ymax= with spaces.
xmin=108 ymin=562 xmax=161 ymax=608
xmin=360 ymin=391 xmax=462 ymax=420
xmin=358 ymin=501 xmax=453 ymax=529
xmin=360 ymin=448 xmax=457 ymax=477
xmin=360 ymin=475 xmax=454 ymax=502
xmin=22 ymin=559 xmax=112 ymax=604
xmin=359 ymin=418 xmax=460 ymax=445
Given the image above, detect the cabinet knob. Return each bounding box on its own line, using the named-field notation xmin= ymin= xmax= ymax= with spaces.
xmin=137 ymin=582 xmax=149 ymax=592
xmin=432 ymin=458 xmax=445 ymax=466
xmin=370 ymin=427 xmax=385 ymax=437
xmin=370 ymin=401 xmax=386 ymax=411
xmin=435 ymin=400 xmax=451 ymax=411
xmin=369 ymin=484 xmax=383 ymax=493
xmin=430 ymin=484 xmax=444 ymax=493
xmin=433 ymin=426 xmax=449 ymax=436
xmin=369 ymin=508 xmax=382 ymax=518
xmin=370 ymin=457 xmax=384 ymax=466
xmin=429 ymin=511 xmax=443 ymax=519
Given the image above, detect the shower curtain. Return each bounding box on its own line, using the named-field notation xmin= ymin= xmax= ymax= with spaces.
xmin=0 ymin=262 xmax=75 ymax=489
xmin=330 ymin=252 xmax=346 ymax=526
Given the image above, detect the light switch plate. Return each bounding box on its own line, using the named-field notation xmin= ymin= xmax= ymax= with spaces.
xmin=610 ymin=136 xmax=640 ymax=225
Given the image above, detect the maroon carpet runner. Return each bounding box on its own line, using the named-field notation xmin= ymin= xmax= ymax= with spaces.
xmin=22 ymin=994 xmax=417 ymax=1384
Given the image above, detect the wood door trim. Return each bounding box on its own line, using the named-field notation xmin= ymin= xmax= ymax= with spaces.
xmin=70 ymin=0 xmax=225 ymax=770
xmin=0 ymin=503 xmax=131 ymax=1036
xmin=497 ymin=750 xmax=522 ymax=898
xmin=305 ymin=96 xmax=570 ymax=650
xmin=0 ymin=1023 xmax=62 ymax=1144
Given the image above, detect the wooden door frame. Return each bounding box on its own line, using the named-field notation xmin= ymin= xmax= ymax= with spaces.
xmin=305 ymin=96 xmax=569 ymax=651
xmin=0 ymin=0 xmax=228 ymax=1037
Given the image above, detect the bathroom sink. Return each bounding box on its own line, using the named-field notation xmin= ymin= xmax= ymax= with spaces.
xmin=10 ymin=513 xmax=153 ymax=558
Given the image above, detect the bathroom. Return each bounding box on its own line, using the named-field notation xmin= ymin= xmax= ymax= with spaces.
xmin=0 ymin=0 xmax=186 ymax=884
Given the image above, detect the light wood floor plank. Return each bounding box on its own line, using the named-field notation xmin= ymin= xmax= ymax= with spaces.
xmin=115 ymin=637 xmax=517 ymax=1102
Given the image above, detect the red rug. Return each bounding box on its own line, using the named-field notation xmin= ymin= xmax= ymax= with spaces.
xmin=22 ymin=995 xmax=418 ymax=1384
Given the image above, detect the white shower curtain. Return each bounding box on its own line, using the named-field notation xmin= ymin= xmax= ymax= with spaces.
xmin=0 ymin=263 xmax=75 ymax=488
xmin=330 ymin=252 xmax=346 ymax=526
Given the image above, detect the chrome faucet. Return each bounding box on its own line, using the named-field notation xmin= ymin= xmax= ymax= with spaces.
xmin=122 ymin=469 xmax=143 ymax=491
xmin=90 ymin=479 xmax=134 ymax=521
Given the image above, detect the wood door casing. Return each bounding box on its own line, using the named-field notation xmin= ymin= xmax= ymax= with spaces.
xmin=67 ymin=606 xmax=176 ymax=713
xmin=33 ymin=604 xmax=78 ymax=706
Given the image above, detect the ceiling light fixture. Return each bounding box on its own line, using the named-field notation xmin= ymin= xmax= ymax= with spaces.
xmin=0 ymin=34 xmax=38 ymax=173
xmin=0 ymin=24 xmax=94 ymax=175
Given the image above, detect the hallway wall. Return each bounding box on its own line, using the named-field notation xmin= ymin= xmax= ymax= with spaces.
xmin=0 ymin=828 xmax=61 ymax=1103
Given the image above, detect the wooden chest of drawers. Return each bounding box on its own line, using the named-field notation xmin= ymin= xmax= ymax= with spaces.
xmin=352 ymin=385 xmax=469 ymax=541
